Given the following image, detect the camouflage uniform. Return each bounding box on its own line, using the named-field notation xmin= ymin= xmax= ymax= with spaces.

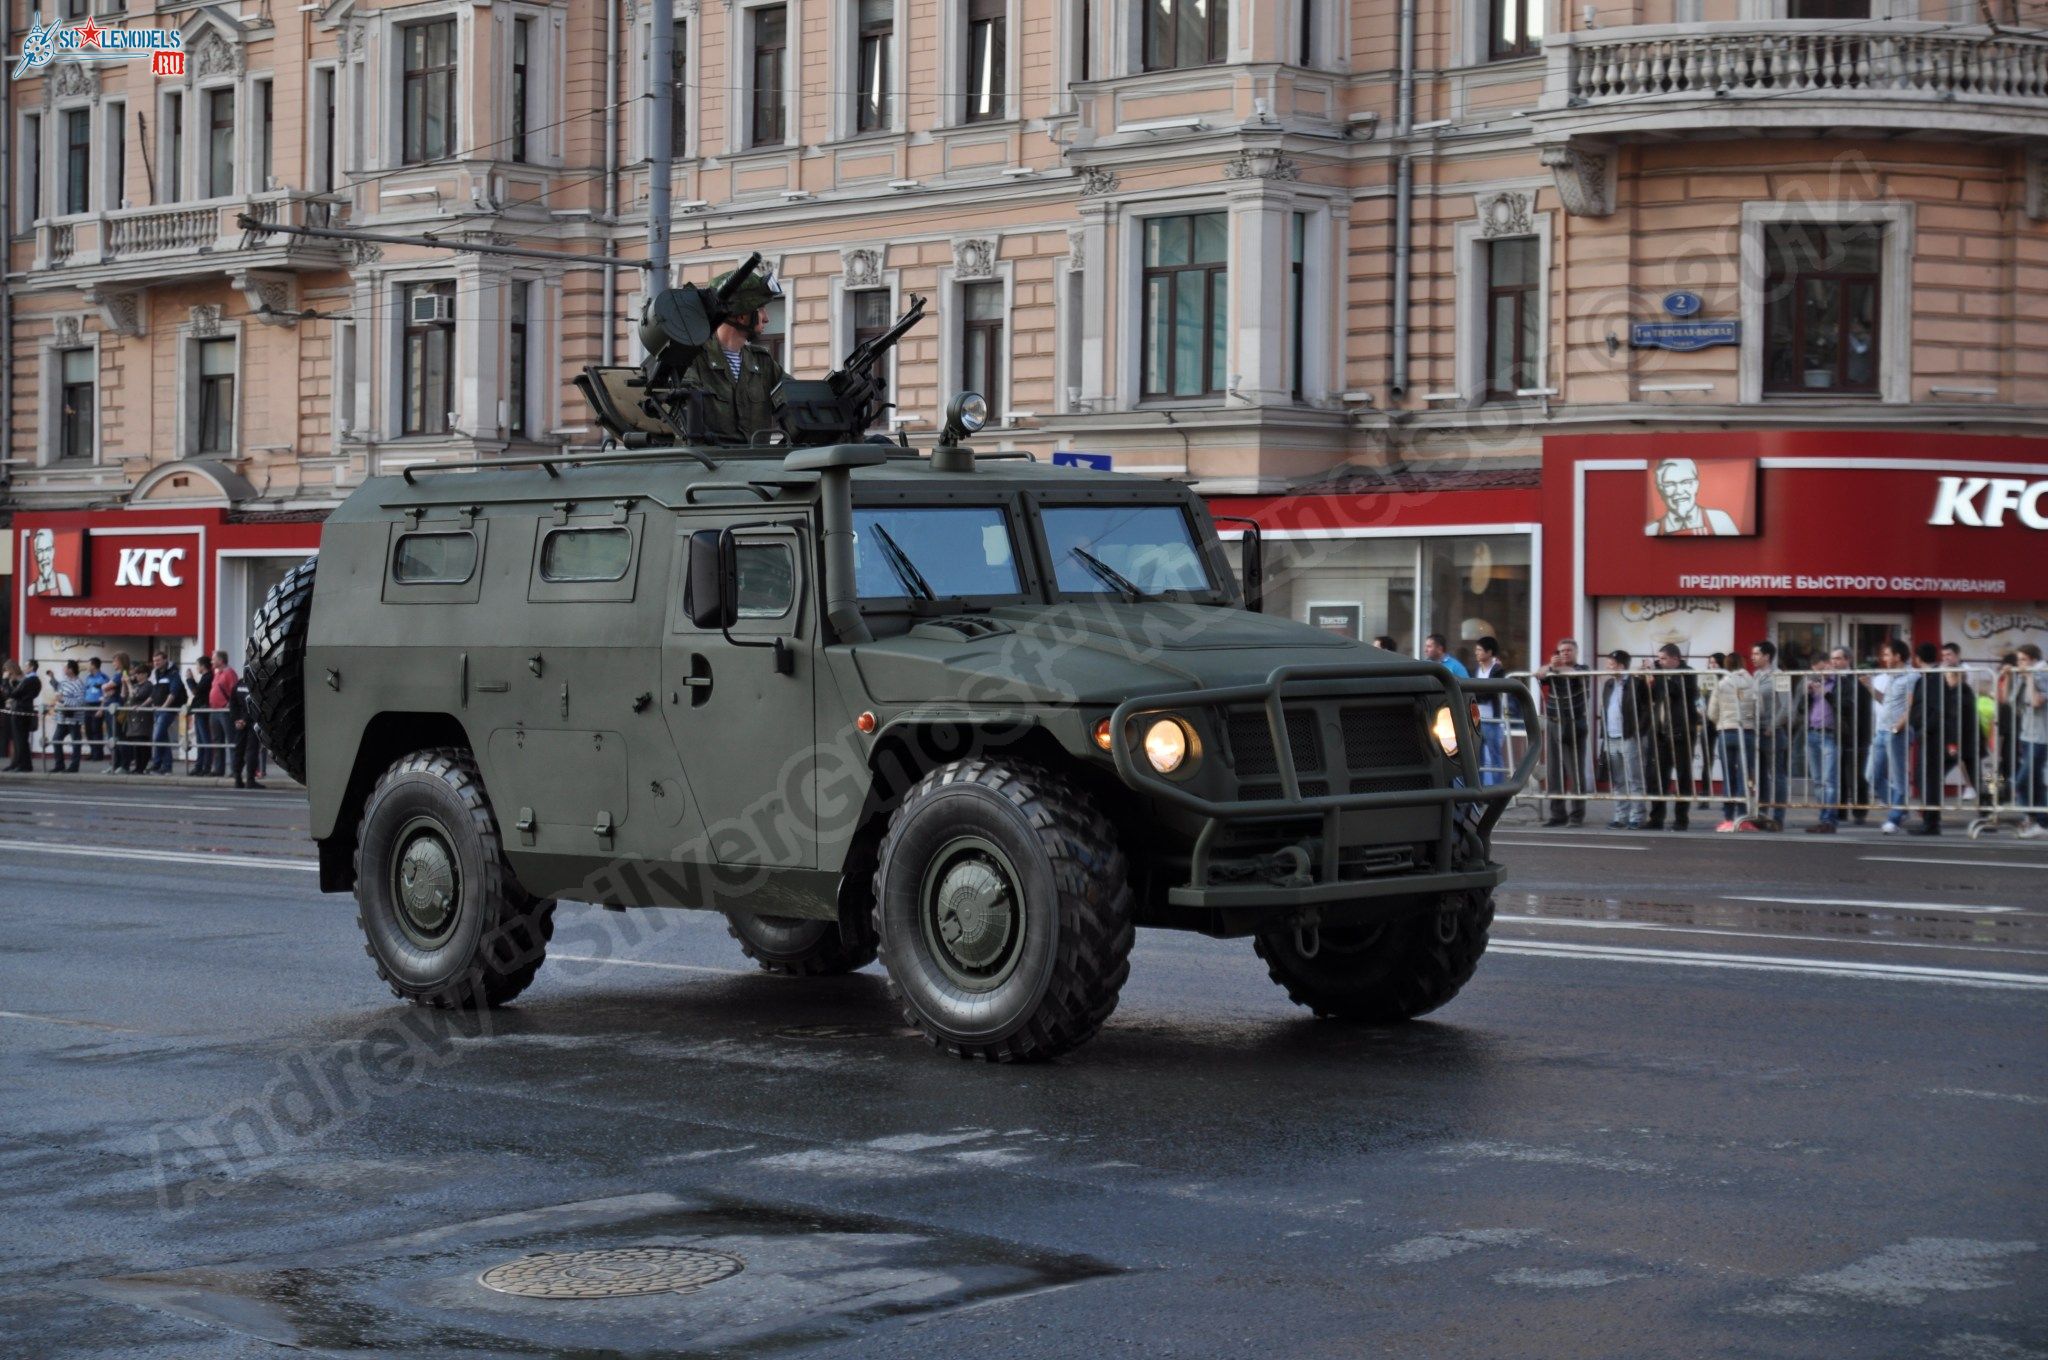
xmin=679 ymin=337 xmax=786 ymax=444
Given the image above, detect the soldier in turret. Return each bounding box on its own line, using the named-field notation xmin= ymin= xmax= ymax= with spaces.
xmin=676 ymin=267 xmax=787 ymax=444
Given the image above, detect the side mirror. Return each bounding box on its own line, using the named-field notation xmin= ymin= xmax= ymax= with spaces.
xmin=1215 ymin=516 xmax=1263 ymax=614
xmin=685 ymin=528 xmax=739 ymax=630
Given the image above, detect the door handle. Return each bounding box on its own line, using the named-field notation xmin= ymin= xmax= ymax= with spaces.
xmin=682 ymin=654 xmax=714 ymax=707
xmin=681 ymin=676 xmax=713 ymax=687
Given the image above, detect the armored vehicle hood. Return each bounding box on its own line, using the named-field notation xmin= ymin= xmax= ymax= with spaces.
xmin=849 ymin=601 xmax=1399 ymax=706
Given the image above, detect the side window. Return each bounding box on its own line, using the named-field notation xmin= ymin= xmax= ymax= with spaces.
xmin=737 ymin=541 xmax=794 ymax=618
xmin=392 ymin=530 xmax=478 ymax=583
xmin=540 ymin=526 xmax=633 ymax=582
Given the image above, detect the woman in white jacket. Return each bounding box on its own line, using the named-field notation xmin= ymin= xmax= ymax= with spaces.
xmin=1706 ymin=661 xmax=1758 ymax=831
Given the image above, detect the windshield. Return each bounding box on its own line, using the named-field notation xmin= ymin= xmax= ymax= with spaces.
xmin=854 ymin=506 xmax=1021 ymax=600
xmin=1042 ymin=505 xmax=1214 ymax=598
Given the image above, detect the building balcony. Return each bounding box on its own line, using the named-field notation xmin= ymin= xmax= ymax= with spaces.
xmin=27 ymin=190 xmax=351 ymax=288
xmin=1530 ymin=22 xmax=2048 ymax=145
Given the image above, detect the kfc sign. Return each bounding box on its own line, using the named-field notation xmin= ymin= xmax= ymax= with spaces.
xmin=1928 ymin=477 xmax=2048 ymax=530
xmin=20 ymin=525 xmax=201 ymax=635
xmin=115 ymin=546 xmax=188 ymax=588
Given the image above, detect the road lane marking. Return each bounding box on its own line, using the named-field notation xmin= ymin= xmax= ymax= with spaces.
xmin=1493 ymin=838 xmax=1646 ymax=853
xmin=554 ymin=953 xmax=748 ymax=977
xmin=0 ymin=839 xmax=317 ymax=872
xmin=0 ymin=790 xmax=296 ymax=810
xmin=1726 ymin=895 xmax=2018 ymax=914
xmin=1490 ymin=940 xmax=2048 ymax=989
xmin=1929 ymin=1088 xmax=2048 ymax=1107
xmin=1862 ymin=855 xmax=2048 ymax=870
xmin=0 ymin=1008 xmax=140 ymax=1032
xmin=1495 ymin=915 xmax=2044 ymax=958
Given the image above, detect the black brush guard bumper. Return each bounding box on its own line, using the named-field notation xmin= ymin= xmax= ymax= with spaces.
xmin=1108 ymin=662 xmax=1541 ymax=914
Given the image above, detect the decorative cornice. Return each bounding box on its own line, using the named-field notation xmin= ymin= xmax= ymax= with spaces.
xmin=1475 ymin=189 xmax=1533 ymax=238
xmin=84 ymin=287 xmax=144 ymax=338
xmin=1222 ymin=150 xmax=1300 ymax=183
xmin=952 ymin=236 xmax=998 ymax=281
xmin=841 ymin=246 xmax=885 ymax=289
xmin=188 ymin=304 xmax=224 ymax=338
xmin=1540 ymin=143 xmax=1614 ymax=218
xmin=1079 ymin=167 xmax=1120 ymax=197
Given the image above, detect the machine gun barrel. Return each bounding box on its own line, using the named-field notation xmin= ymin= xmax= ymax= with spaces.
xmin=839 ymin=294 xmax=926 ymax=377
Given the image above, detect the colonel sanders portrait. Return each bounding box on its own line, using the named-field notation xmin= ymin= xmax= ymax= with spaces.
xmin=26 ymin=527 xmax=78 ymax=597
xmin=1645 ymin=458 xmax=1742 ymax=537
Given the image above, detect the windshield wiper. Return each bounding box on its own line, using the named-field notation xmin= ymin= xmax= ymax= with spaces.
xmin=870 ymin=523 xmax=935 ymax=601
xmin=1069 ymin=546 xmax=1148 ymax=603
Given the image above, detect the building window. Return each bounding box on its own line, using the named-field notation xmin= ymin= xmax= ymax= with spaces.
xmin=1144 ymin=0 xmax=1228 ymax=72
xmin=256 ymin=79 xmax=273 ymax=189
xmin=205 ymin=87 xmax=235 ymax=197
xmin=403 ymin=19 xmax=459 ymax=165
xmin=59 ymin=348 xmax=95 ymax=461
xmin=63 ymin=0 xmax=86 ymax=18
xmin=1297 ymin=0 xmax=1313 ymax=64
xmin=1764 ymin=222 xmax=1881 ymax=395
xmin=62 ymin=109 xmax=91 ymax=215
xmin=1141 ymin=212 xmax=1227 ymax=398
xmin=404 ymin=281 xmax=457 ymax=435
xmin=1788 ymin=0 xmax=1868 ymax=15
xmin=1484 ymin=236 xmax=1539 ymax=402
xmin=856 ymin=0 xmax=892 ymax=132
xmin=964 ymin=0 xmax=1005 ymax=122
xmin=851 ymin=288 xmax=891 ymax=393
xmin=1489 ymin=0 xmax=1541 ymax=60
xmin=162 ymin=94 xmax=182 ymax=202
xmin=751 ymin=6 xmax=787 ymax=147
xmin=1288 ymin=213 xmax=1306 ymax=399
xmin=508 ymin=281 xmax=530 ymax=437
xmin=196 ymin=337 xmax=237 ymax=454
xmin=314 ymin=66 xmax=337 ymax=192
xmin=19 ymin=113 xmax=41 ymax=228
xmin=511 ymin=17 xmax=532 ymax=162
xmin=105 ymin=101 xmax=125 ymax=209
xmin=960 ymin=281 xmax=1003 ymax=418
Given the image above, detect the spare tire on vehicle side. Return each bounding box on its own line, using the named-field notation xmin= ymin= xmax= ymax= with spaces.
xmin=244 ymin=555 xmax=318 ymax=784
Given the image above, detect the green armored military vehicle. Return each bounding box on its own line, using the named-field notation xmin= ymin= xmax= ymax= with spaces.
xmin=246 ymin=257 xmax=1536 ymax=1061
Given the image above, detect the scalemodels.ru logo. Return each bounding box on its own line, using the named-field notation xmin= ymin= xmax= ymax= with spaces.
xmin=11 ymin=11 xmax=186 ymax=80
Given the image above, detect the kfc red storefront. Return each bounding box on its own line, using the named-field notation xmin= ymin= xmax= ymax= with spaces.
xmin=12 ymin=507 xmax=322 ymax=670
xmin=1215 ymin=432 xmax=2048 ymax=670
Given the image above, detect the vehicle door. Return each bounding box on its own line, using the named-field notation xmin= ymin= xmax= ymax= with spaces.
xmin=660 ymin=512 xmax=817 ymax=868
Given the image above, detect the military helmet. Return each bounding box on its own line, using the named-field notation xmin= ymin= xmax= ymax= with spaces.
xmin=710 ymin=265 xmax=783 ymax=315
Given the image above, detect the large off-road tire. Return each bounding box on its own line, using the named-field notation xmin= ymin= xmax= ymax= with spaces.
xmin=243 ymin=555 xmax=317 ymax=784
xmin=354 ymin=748 xmax=555 ymax=1008
xmin=872 ymin=758 xmax=1134 ymax=1062
xmin=725 ymin=912 xmax=878 ymax=976
xmin=1253 ymin=889 xmax=1494 ymax=1022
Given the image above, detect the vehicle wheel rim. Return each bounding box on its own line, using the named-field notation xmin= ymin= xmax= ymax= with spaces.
xmin=392 ymin=817 xmax=461 ymax=948
xmin=918 ymin=835 xmax=1025 ymax=992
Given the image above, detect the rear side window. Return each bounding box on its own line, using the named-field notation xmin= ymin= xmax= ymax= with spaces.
xmin=392 ymin=531 xmax=477 ymax=583
xmin=539 ymin=527 xmax=633 ymax=582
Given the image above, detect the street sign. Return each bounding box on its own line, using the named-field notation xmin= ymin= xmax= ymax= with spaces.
xmin=1053 ymin=452 xmax=1113 ymax=471
xmin=1631 ymin=320 xmax=1739 ymax=351
xmin=1662 ymin=290 xmax=1704 ymax=318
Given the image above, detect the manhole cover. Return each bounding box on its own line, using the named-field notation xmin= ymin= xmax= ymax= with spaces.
xmin=478 ymin=1247 xmax=744 ymax=1299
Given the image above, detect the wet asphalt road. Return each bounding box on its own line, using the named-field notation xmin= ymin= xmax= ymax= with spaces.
xmin=1 ymin=777 xmax=2043 ymax=1359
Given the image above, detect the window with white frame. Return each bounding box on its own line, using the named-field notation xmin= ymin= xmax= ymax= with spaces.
xmin=103 ymin=100 xmax=125 ymax=209
xmin=204 ymin=87 xmax=235 ymax=197
xmin=759 ymin=290 xmax=788 ymax=366
xmin=1483 ymin=237 xmax=1539 ymax=402
xmin=402 ymin=19 xmax=459 ymax=165
xmin=511 ymin=16 xmax=534 ymax=162
xmin=959 ymin=282 xmax=1004 ymax=417
xmin=255 ymin=78 xmax=273 ymax=189
xmin=18 ymin=113 xmax=41 ymax=228
xmin=61 ymin=108 xmax=91 ymax=215
xmin=58 ymin=348 xmax=96 ymax=461
xmin=312 ymin=65 xmax=338 ymax=192
xmin=1140 ymin=213 xmax=1228 ymax=399
xmin=508 ymin=280 xmax=532 ymax=437
xmin=964 ymin=0 xmax=1006 ymax=122
xmin=1143 ymin=0 xmax=1228 ymax=72
xmin=1762 ymin=222 xmax=1882 ymax=396
xmin=403 ymin=280 xmax=457 ymax=435
xmin=196 ymin=338 xmax=237 ymax=453
xmin=1488 ymin=0 xmax=1541 ymax=60
xmin=161 ymin=92 xmax=183 ymax=202
xmin=855 ymin=0 xmax=893 ymax=133
xmin=750 ymin=6 xmax=788 ymax=147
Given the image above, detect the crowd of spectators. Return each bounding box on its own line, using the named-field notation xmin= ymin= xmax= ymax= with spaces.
xmin=0 ymin=651 xmax=268 ymax=787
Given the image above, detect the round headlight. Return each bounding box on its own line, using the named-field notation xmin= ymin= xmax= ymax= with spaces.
xmin=950 ymin=391 xmax=988 ymax=434
xmin=1431 ymin=704 xmax=1460 ymax=757
xmin=1143 ymin=717 xmax=1189 ymax=774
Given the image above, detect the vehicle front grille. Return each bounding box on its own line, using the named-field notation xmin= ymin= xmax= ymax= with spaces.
xmin=1341 ymin=703 xmax=1431 ymax=768
xmin=1220 ymin=699 xmax=1434 ymax=805
xmin=1227 ymin=709 xmax=1322 ymax=780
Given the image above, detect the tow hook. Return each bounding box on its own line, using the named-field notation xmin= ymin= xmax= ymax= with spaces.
xmin=1263 ymin=843 xmax=1314 ymax=890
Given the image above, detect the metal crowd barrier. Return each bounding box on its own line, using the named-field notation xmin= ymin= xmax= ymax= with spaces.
xmin=1494 ymin=664 xmax=2048 ymax=837
xmin=1 ymin=704 xmax=264 ymax=778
